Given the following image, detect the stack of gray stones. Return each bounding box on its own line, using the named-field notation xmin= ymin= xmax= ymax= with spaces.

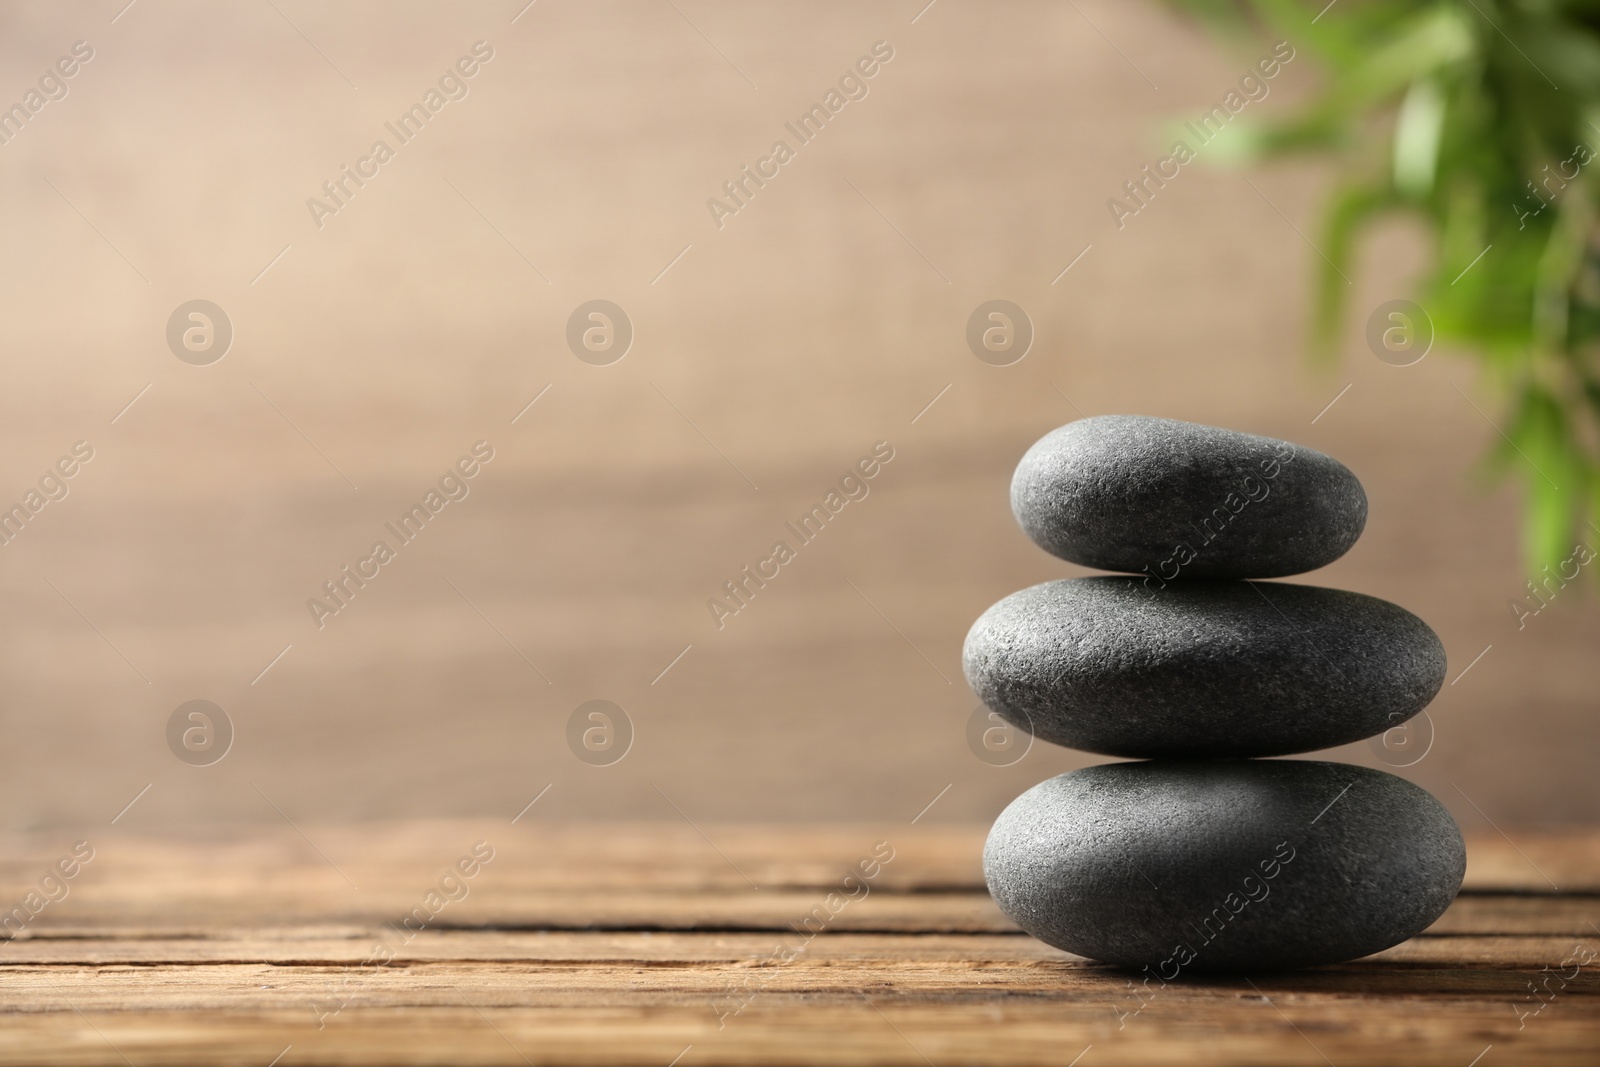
xmin=965 ymin=415 xmax=1467 ymax=971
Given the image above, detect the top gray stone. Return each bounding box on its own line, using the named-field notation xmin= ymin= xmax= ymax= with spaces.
xmin=1011 ymin=416 xmax=1368 ymax=579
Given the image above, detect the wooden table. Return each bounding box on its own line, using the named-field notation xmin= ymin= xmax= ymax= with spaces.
xmin=0 ymin=821 xmax=1595 ymax=1065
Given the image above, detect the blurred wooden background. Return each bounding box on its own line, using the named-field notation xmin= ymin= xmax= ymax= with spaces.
xmin=0 ymin=0 xmax=1593 ymax=832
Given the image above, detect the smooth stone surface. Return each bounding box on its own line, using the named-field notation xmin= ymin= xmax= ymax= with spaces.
xmin=984 ymin=761 xmax=1466 ymax=971
xmin=963 ymin=577 xmax=1445 ymax=759
xmin=1011 ymin=415 xmax=1367 ymax=579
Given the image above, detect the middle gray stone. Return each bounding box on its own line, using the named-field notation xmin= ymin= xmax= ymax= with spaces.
xmin=962 ymin=576 xmax=1446 ymax=759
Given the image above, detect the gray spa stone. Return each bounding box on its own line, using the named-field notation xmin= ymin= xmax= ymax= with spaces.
xmin=983 ymin=761 xmax=1465 ymax=971
xmin=962 ymin=577 xmax=1445 ymax=759
xmin=1011 ymin=415 xmax=1367 ymax=579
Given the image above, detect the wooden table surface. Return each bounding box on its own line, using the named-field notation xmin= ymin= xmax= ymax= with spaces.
xmin=0 ymin=820 xmax=1596 ymax=1065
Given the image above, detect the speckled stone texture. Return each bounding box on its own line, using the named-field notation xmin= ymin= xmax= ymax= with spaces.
xmin=963 ymin=576 xmax=1446 ymax=759
xmin=1011 ymin=415 xmax=1367 ymax=579
xmin=983 ymin=761 xmax=1466 ymax=971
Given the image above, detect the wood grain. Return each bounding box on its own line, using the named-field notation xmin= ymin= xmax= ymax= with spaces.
xmin=0 ymin=823 xmax=1596 ymax=1064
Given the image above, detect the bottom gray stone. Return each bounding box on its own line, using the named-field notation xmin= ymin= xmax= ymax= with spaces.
xmin=983 ymin=761 xmax=1465 ymax=971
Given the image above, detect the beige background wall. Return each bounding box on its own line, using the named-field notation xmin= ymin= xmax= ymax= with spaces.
xmin=0 ymin=0 xmax=1593 ymax=833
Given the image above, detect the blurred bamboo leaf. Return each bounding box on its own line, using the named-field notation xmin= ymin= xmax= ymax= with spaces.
xmin=1165 ymin=0 xmax=1600 ymax=577
xmin=1394 ymin=78 xmax=1445 ymax=197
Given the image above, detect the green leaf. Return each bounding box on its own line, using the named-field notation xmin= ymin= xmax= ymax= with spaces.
xmin=1395 ymin=77 xmax=1447 ymax=197
xmin=1164 ymin=0 xmax=1600 ymax=583
xmin=1312 ymin=182 xmax=1396 ymax=358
